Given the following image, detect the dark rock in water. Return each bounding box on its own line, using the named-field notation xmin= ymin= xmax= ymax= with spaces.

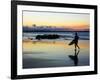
xmin=28 ymin=37 xmax=33 ymax=40
xmin=36 ymin=34 xmax=60 ymax=40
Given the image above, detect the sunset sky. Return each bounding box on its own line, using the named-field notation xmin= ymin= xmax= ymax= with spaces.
xmin=23 ymin=11 xmax=90 ymax=30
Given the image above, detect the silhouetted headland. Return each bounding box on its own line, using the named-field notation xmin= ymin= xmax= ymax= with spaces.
xmin=36 ymin=34 xmax=60 ymax=40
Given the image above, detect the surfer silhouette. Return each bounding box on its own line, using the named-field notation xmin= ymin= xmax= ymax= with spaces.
xmin=69 ymin=32 xmax=80 ymax=50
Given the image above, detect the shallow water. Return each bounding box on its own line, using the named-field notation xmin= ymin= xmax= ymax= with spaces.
xmin=23 ymin=39 xmax=89 ymax=68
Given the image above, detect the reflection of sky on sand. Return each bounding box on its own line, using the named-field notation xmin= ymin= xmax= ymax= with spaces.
xmin=23 ymin=40 xmax=89 ymax=68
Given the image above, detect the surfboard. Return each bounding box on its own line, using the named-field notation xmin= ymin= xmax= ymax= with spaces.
xmin=68 ymin=39 xmax=75 ymax=45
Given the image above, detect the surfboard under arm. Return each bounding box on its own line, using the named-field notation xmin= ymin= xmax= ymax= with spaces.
xmin=69 ymin=40 xmax=75 ymax=45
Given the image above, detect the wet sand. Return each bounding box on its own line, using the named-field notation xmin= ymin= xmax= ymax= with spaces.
xmin=23 ymin=40 xmax=89 ymax=69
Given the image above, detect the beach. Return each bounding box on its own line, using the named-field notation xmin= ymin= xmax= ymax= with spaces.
xmin=22 ymin=33 xmax=90 ymax=68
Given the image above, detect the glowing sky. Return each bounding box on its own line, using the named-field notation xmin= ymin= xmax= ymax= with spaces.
xmin=23 ymin=11 xmax=90 ymax=30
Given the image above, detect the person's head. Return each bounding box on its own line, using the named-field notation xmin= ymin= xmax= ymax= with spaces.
xmin=75 ymin=32 xmax=78 ymax=36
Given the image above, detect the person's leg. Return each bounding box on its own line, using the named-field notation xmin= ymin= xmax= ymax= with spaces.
xmin=75 ymin=44 xmax=77 ymax=50
xmin=76 ymin=44 xmax=80 ymax=49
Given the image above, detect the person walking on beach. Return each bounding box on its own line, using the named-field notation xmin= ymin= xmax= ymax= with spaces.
xmin=69 ymin=32 xmax=80 ymax=50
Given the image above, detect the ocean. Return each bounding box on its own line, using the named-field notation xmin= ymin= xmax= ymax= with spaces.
xmin=23 ymin=31 xmax=89 ymax=41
